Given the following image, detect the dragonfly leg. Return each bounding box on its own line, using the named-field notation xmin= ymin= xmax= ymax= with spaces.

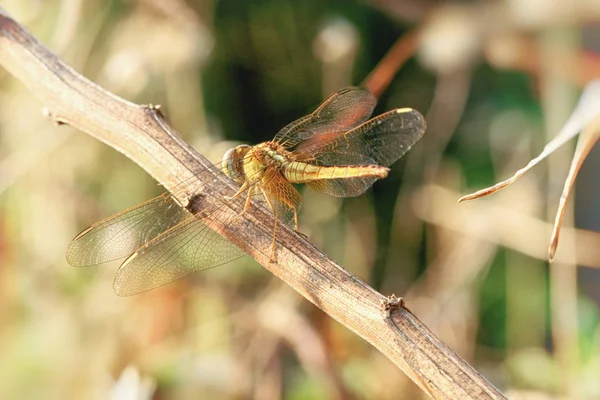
xmin=259 ymin=187 xmax=278 ymax=263
xmin=270 ymin=208 xmax=278 ymax=263
xmin=292 ymin=208 xmax=308 ymax=240
xmin=293 ymin=209 xmax=299 ymax=231
xmin=241 ymin=185 xmax=254 ymax=215
xmin=224 ymin=181 xmax=248 ymax=201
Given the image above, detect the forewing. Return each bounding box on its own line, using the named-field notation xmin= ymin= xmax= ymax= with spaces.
xmin=113 ymin=203 xmax=246 ymax=296
xmin=301 ymin=108 xmax=426 ymax=197
xmin=66 ymin=194 xmax=191 ymax=266
xmin=273 ymin=87 xmax=377 ymax=149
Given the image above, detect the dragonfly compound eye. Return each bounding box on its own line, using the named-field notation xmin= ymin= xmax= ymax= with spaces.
xmin=221 ymin=147 xmax=236 ymax=179
xmin=222 ymin=145 xmax=250 ymax=183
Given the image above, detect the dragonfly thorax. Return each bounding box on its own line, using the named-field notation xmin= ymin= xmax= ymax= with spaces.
xmin=223 ymin=142 xmax=293 ymax=185
xmin=222 ymin=144 xmax=251 ymax=184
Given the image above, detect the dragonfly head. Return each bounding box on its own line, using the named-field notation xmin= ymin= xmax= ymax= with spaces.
xmin=222 ymin=144 xmax=251 ymax=183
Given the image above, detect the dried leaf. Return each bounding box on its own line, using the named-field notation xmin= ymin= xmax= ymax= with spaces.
xmin=549 ymin=117 xmax=600 ymax=260
xmin=458 ymin=79 xmax=600 ymax=260
xmin=458 ymin=79 xmax=600 ymax=202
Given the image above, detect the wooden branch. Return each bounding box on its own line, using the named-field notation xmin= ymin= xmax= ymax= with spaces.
xmin=0 ymin=7 xmax=505 ymax=399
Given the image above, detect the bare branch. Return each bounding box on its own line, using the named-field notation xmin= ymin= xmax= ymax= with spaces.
xmin=0 ymin=8 xmax=505 ymax=399
xmin=362 ymin=28 xmax=421 ymax=98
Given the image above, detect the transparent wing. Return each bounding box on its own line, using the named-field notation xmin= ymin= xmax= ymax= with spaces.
xmin=66 ymin=157 xmax=293 ymax=295
xmin=66 ymin=194 xmax=190 ymax=266
xmin=273 ymin=87 xmax=377 ymax=149
xmin=110 ymin=170 xmax=303 ymax=296
xmin=66 ymin=155 xmax=254 ymax=268
xmin=112 ymin=201 xmax=246 ymax=296
xmin=260 ymin=169 xmax=302 ymax=228
xmin=300 ymin=108 xmax=426 ymax=197
xmin=306 ymin=177 xmax=378 ymax=198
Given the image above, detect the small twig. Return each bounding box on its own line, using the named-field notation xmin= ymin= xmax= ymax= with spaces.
xmin=0 ymin=7 xmax=505 ymax=399
xmin=362 ymin=28 xmax=421 ymax=98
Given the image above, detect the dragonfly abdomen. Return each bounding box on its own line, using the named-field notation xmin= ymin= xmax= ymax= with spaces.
xmin=284 ymin=162 xmax=389 ymax=183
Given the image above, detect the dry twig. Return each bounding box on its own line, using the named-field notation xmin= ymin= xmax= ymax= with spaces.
xmin=362 ymin=28 xmax=421 ymax=98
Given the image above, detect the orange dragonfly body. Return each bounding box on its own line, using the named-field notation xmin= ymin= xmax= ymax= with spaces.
xmin=67 ymin=87 xmax=426 ymax=296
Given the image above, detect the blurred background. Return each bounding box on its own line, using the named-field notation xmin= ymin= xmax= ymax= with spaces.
xmin=0 ymin=0 xmax=599 ymax=399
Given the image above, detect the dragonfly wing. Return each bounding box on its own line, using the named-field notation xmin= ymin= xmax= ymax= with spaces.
xmin=259 ymin=170 xmax=302 ymax=228
xmin=66 ymin=194 xmax=191 ymax=266
xmin=306 ymin=176 xmax=378 ymax=197
xmin=273 ymin=87 xmax=376 ymax=149
xmin=113 ymin=205 xmax=246 ymax=296
xmin=300 ymin=108 xmax=426 ymax=197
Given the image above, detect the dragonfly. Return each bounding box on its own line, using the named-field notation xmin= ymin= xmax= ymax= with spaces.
xmin=67 ymin=87 xmax=426 ymax=296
